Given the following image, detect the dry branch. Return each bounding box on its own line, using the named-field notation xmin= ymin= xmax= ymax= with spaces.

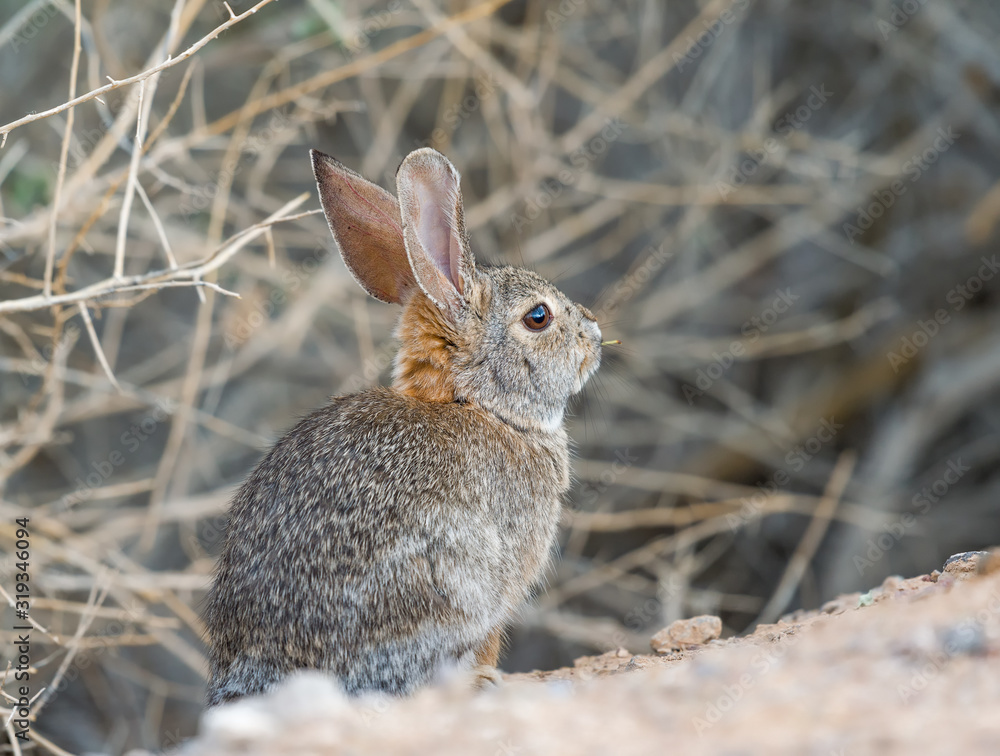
xmin=0 ymin=0 xmax=281 ymax=146
xmin=0 ymin=199 xmax=314 ymax=314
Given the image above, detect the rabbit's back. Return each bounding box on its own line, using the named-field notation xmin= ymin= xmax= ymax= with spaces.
xmin=205 ymin=387 xmax=569 ymax=704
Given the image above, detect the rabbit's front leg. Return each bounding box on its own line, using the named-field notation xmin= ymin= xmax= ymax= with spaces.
xmin=470 ymin=626 xmax=505 ymax=689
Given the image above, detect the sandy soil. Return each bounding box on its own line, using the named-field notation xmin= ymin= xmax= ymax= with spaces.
xmin=159 ymin=550 xmax=1000 ymax=756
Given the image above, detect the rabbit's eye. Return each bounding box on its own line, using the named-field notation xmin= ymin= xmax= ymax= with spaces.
xmin=523 ymin=303 xmax=552 ymax=331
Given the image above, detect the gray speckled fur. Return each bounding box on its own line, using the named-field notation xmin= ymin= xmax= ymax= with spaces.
xmin=205 ymin=389 xmax=568 ymax=704
xmin=204 ymin=148 xmax=601 ymax=705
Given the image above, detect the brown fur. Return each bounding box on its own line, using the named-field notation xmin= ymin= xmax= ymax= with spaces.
xmin=393 ymin=292 xmax=461 ymax=403
xmin=474 ymin=627 xmax=506 ymax=668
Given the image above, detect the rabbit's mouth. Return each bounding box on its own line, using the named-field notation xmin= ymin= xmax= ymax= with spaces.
xmin=574 ymin=349 xmax=601 ymax=393
xmin=572 ymin=320 xmax=603 ymax=393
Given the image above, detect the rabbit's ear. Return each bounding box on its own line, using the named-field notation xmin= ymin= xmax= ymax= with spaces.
xmin=311 ymin=149 xmax=416 ymax=304
xmin=395 ymin=148 xmax=476 ymax=312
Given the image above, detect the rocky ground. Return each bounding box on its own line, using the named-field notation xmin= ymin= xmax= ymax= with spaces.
xmin=158 ymin=551 xmax=1000 ymax=756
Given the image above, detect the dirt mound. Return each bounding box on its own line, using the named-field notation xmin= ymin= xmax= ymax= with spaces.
xmin=148 ymin=551 xmax=1000 ymax=756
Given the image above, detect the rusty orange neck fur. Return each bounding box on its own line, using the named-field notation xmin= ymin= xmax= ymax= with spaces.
xmin=392 ymin=292 xmax=461 ymax=403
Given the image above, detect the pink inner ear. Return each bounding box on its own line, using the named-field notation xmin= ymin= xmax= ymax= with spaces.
xmin=414 ymin=180 xmax=463 ymax=294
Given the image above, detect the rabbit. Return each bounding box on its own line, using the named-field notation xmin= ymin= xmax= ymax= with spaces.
xmin=203 ymin=147 xmax=603 ymax=706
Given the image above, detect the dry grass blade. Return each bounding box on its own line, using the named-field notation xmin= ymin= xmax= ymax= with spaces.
xmin=43 ymin=0 xmax=82 ymax=299
xmin=76 ymin=302 xmax=123 ymax=393
xmin=756 ymin=452 xmax=857 ymax=625
xmin=32 ymin=578 xmax=111 ymax=716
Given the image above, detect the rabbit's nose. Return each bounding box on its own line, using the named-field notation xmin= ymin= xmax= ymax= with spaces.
xmin=581 ymin=316 xmax=602 ymax=342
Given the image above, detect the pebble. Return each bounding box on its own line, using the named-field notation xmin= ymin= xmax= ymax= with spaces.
xmin=943 ymin=551 xmax=988 ymax=575
xmin=650 ymin=615 xmax=722 ymax=654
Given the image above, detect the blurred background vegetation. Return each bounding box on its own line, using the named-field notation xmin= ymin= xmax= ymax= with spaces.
xmin=1 ymin=0 xmax=999 ymax=752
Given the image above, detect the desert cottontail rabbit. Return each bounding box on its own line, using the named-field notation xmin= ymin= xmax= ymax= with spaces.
xmin=204 ymin=147 xmax=602 ymax=705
